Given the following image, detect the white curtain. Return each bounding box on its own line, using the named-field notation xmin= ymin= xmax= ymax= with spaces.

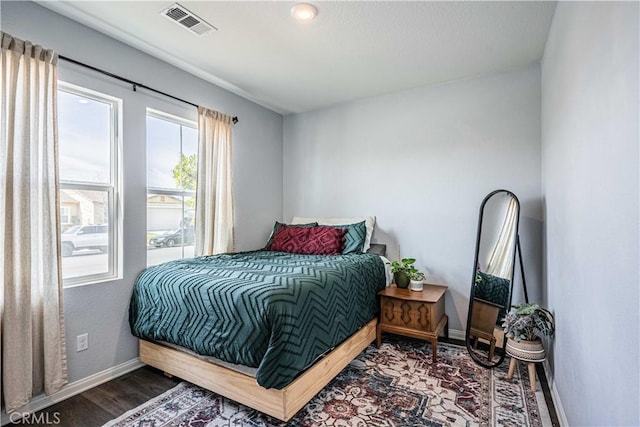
xmin=195 ymin=107 xmax=234 ymax=256
xmin=1 ymin=32 xmax=67 ymax=412
xmin=486 ymin=197 xmax=518 ymax=279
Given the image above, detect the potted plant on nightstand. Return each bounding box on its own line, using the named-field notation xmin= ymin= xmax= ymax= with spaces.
xmin=408 ymin=268 xmax=426 ymax=292
xmin=388 ymin=258 xmax=416 ymax=289
xmin=502 ymin=303 xmax=555 ymax=362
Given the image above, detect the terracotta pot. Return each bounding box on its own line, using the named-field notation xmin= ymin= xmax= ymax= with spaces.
xmin=506 ymin=338 xmax=546 ymax=362
xmin=394 ymin=271 xmax=410 ymax=289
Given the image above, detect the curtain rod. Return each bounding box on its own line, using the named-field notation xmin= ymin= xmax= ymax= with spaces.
xmin=59 ymin=55 xmax=239 ymax=124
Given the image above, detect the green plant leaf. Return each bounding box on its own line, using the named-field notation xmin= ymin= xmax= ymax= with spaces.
xmin=503 ymin=303 xmax=555 ymax=340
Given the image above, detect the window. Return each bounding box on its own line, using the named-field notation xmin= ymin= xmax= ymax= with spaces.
xmin=146 ymin=110 xmax=197 ymax=266
xmin=58 ymin=83 xmax=121 ymax=286
xmin=60 ymin=206 xmax=72 ymax=225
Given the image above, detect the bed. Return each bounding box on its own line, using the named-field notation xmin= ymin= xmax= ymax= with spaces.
xmin=130 ymin=243 xmax=387 ymax=421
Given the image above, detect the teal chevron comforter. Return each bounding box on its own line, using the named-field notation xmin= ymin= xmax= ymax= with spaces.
xmin=129 ymin=250 xmax=386 ymax=389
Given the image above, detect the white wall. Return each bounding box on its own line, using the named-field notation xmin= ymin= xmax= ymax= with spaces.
xmin=284 ymin=66 xmax=543 ymax=332
xmin=541 ymin=2 xmax=639 ymax=425
xmin=1 ymin=1 xmax=283 ymax=383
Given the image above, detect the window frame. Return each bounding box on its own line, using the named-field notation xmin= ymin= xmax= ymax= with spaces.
xmin=58 ymin=82 xmax=122 ymax=287
xmin=146 ymin=108 xmax=198 ymax=265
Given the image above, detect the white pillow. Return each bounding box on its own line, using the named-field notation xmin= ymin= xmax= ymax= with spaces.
xmin=291 ymin=216 xmax=376 ymax=251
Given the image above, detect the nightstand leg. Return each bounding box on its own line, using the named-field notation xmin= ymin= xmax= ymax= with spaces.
xmin=376 ymin=325 xmax=382 ymax=348
xmin=507 ymin=357 xmax=517 ymax=380
xmin=431 ymin=339 xmax=437 ymax=363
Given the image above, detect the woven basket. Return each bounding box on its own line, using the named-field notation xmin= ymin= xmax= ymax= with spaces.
xmin=505 ymin=338 xmax=546 ymax=362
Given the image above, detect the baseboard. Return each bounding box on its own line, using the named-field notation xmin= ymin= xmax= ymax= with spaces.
xmin=447 ymin=328 xmax=466 ymax=341
xmin=1 ymin=358 xmax=144 ymax=426
xmin=542 ymin=359 xmax=569 ymax=426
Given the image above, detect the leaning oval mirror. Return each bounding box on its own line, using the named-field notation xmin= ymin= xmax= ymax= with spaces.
xmin=465 ymin=189 xmax=520 ymax=368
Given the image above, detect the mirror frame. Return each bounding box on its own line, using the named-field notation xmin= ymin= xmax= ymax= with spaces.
xmin=465 ymin=189 xmax=521 ymax=368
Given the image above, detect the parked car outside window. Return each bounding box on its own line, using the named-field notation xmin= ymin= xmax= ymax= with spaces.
xmin=149 ymin=228 xmax=194 ymax=248
xmin=61 ymin=224 xmax=108 ymax=257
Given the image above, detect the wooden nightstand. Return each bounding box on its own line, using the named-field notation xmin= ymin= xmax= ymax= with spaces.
xmin=376 ymin=284 xmax=448 ymax=362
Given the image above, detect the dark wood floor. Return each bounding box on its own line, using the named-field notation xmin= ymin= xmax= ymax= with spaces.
xmin=23 ymin=367 xmax=179 ymax=427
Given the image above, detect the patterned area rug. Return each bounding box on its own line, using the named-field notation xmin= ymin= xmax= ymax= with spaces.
xmin=104 ymin=338 xmax=552 ymax=426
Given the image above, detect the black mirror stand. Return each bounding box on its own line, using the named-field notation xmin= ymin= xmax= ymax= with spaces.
xmin=516 ymin=235 xmax=529 ymax=304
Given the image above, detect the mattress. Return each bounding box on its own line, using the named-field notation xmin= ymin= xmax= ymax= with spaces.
xmin=129 ymin=250 xmax=386 ymax=389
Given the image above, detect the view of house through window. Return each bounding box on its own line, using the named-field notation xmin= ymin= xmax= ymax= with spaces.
xmin=58 ymin=84 xmax=120 ymax=285
xmin=146 ymin=110 xmax=198 ymax=266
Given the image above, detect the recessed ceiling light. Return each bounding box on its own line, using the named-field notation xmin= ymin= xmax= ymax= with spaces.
xmin=291 ymin=3 xmax=318 ymax=23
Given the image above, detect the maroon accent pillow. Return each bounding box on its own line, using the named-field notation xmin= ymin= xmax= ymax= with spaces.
xmin=268 ymin=226 xmax=347 ymax=255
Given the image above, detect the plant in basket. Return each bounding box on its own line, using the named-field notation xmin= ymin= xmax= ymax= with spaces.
xmin=502 ymin=303 xmax=554 ymax=362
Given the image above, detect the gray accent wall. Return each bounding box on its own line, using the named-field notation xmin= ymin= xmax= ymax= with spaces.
xmin=1 ymin=1 xmax=283 ymax=383
xmin=283 ymin=66 xmax=544 ymax=332
xmin=541 ymin=2 xmax=639 ymax=425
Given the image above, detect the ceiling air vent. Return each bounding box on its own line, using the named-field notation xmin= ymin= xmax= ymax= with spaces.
xmin=161 ymin=3 xmax=217 ymax=36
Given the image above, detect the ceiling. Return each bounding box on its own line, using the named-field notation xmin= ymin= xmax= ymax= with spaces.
xmin=40 ymin=1 xmax=557 ymax=115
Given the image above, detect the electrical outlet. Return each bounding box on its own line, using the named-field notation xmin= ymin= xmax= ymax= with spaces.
xmin=77 ymin=333 xmax=89 ymax=352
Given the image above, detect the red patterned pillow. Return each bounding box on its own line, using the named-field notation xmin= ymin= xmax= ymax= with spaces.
xmin=268 ymin=226 xmax=346 ymax=255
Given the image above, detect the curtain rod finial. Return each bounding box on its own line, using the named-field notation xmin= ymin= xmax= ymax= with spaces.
xmin=232 ymin=116 xmax=238 ymax=124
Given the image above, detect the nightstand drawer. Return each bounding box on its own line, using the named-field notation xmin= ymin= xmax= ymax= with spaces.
xmin=381 ymin=298 xmax=432 ymax=331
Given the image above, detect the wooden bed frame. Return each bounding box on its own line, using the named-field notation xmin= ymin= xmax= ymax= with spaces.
xmin=139 ymin=318 xmax=377 ymax=421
